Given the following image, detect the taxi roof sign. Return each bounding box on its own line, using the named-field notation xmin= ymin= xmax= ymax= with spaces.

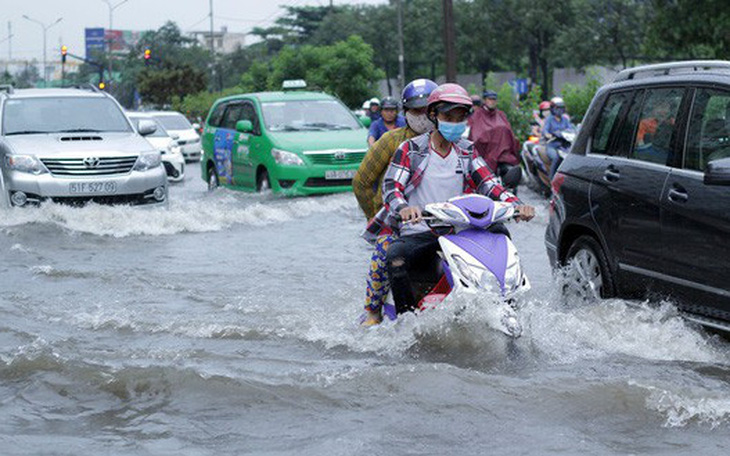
xmin=282 ymin=79 xmax=307 ymax=90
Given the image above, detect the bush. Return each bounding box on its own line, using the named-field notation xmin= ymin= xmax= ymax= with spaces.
xmin=173 ymin=87 xmax=242 ymax=122
xmin=561 ymin=71 xmax=603 ymax=124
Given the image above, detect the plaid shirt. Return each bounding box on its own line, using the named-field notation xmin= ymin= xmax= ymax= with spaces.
xmin=353 ymin=126 xmax=417 ymax=220
xmin=362 ymin=132 xmax=520 ymax=242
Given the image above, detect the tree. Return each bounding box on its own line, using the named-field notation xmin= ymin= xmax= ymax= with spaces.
xmin=644 ymin=0 xmax=730 ymax=60
xmin=14 ymin=63 xmax=41 ymax=88
xmin=137 ymin=62 xmax=207 ymax=108
xmin=239 ymin=36 xmax=383 ymax=108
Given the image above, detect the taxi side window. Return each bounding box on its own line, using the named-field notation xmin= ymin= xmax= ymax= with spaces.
xmin=220 ymin=104 xmax=243 ymax=130
xmin=630 ymin=88 xmax=684 ymax=166
xmin=591 ymin=92 xmax=630 ymax=155
xmin=240 ymin=102 xmax=261 ymax=135
xmin=685 ymin=88 xmax=730 ymax=171
xmin=208 ymin=102 xmax=227 ymax=127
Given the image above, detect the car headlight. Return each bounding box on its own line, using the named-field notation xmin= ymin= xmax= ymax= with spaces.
xmin=271 ymin=148 xmax=304 ymax=166
xmin=5 ymin=155 xmax=48 ymax=175
xmin=167 ymin=142 xmax=182 ymax=155
xmin=133 ymin=151 xmax=162 ymax=171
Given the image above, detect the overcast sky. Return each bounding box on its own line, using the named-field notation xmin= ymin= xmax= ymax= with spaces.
xmin=1 ymin=0 xmax=387 ymax=62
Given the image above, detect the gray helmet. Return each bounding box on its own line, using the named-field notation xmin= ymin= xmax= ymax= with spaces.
xmin=380 ymin=96 xmax=399 ymax=110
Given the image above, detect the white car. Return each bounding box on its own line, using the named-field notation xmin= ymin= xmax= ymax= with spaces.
xmin=127 ymin=113 xmax=185 ymax=182
xmin=147 ymin=111 xmax=201 ymax=163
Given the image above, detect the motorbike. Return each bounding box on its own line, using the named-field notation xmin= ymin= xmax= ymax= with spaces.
xmin=379 ymin=194 xmax=531 ymax=338
xmin=521 ymin=128 xmax=576 ymax=196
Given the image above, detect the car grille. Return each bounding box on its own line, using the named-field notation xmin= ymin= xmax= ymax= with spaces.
xmin=304 ymin=177 xmax=352 ymax=188
xmin=304 ymin=151 xmax=366 ymax=165
xmin=41 ymin=156 xmax=137 ymax=176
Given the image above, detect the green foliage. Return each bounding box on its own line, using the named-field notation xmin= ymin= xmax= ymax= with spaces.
xmin=560 ymin=71 xmax=603 ymax=123
xmin=239 ymin=61 xmax=271 ymax=93
xmin=495 ymin=83 xmax=544 ymax=141
xmin=239 ymin=35 xmax=383 ymax=108
xmin=137 ymin=62 xmax=207 ymax=108
xmin=173 ymin=87 xmax=242 ymax=122
xmin=643 ymin=0 xmax=730 ymax=59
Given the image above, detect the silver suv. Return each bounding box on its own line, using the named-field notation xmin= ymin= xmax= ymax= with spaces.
xmin=0 ymin=85 xmax=168 ymax=207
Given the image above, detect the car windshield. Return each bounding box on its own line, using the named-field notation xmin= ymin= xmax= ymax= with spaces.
xmin=129 ymin=116 xmax=168 ymax=137
xmin=153 ymin=113 xmax=191 ymax=131
xmin=3 ymin=96 xmax=132 ymax=135
xmin=261 ymin=100 xmax=361 ymax=132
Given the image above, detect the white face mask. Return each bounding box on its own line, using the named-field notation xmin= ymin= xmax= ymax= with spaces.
xmin=406 ymin=111 xmax=434 ymax=134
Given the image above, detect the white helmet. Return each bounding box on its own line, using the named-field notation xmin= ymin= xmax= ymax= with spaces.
xmin=362 ymin=100 xmax=370 ymax=109
xmin=369 ymin=97 xmax=380 ymax=106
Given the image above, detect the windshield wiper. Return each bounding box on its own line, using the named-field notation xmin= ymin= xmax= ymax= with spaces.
xmin=4 ymin=130 xmax=48 ymax=135
xmin=272 ymin=125 xmax=302 ymax=132
xmin=302 ymin=122 xmax=351 ymax=130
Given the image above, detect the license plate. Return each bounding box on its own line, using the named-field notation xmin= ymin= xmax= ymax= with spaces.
xmin=69 ymin=181 xmax=118 ymax=194
xmin=325 ymin=169 xmax=356 ymax=180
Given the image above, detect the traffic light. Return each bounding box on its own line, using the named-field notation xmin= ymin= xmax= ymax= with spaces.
xmin=98 ymin=81 xmax=106 ymax=90
xmin=61 ymin=45 xmax=68 ymax=64
xmin=144 ymin=49 xmax=151 ymax=65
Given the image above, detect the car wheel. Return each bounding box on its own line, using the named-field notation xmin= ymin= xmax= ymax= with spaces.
xmin=257 ymin=169 xmax=270 ymax=192
xmin=563 ymin=235 xmax=615 ymax=301
xmin=207 ymin=166 xmax=219 ymax=191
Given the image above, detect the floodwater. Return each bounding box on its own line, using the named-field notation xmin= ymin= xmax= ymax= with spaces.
xmin=1 ymin=163 xmax=729 ymax=455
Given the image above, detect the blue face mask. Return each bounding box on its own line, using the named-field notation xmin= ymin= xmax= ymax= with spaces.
xmin=438 ymin=120 xmax=467 ymax=142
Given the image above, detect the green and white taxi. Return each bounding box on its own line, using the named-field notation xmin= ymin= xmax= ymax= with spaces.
xmin=201 ymin=81 xmax=369 ymax=195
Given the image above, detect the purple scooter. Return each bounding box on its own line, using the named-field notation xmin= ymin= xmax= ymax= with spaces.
xmin=382 ymin=194 xmax=531 ymax=337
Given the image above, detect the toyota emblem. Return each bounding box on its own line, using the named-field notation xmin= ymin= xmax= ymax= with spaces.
xmin=334 ymin=151 xmax=346 ymax=160
xmin=83 ymin=157 xmax=100 ymax=169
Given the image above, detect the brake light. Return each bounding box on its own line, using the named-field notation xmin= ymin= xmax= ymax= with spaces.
xmin=551 ymin=172 xmax=566 ymax=195
xmin=549 ymin=172 xmax=566 ymax=214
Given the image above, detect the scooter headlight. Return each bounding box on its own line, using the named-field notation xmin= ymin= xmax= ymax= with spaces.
xmin=452 ymin=254 xmax=484 ymax=289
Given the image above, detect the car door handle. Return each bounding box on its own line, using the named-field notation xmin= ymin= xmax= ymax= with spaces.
xmin=668 ymin=187 xmax=688 ymax=203
xmin=603 ymin=167 xmax=620 ymax=182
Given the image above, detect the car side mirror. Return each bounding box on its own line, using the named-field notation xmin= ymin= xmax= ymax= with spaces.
xmin=169 ymin=132 xmax=180 ymax=140
xmin=704 ymin=157 xmax=730 ymax=186
xmin=191 ymin=123 xmax=200 ymax=130
xmin=236 ymin=120 xmax=253 ymax=133
xmin=359 ymin=116 xmax=372 ymax=128
xmin=137 ymin=119 xmax=157 ymax=136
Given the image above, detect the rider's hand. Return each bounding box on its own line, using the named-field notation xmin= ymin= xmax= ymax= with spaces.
xmin=399 ymin=206 xmax=422 ymax=224
xmin=515 ymin=205 xmax=535 ymax=222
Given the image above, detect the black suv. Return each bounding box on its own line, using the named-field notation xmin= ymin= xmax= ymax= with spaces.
xmin=546 ymin=61 xmax=730 ymax=329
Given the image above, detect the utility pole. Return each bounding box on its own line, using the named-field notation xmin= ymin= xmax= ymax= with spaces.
xmin=22 ymin=15 xmax=62 ymax=86
xmin=209 ymin=0 xmax=217 ymax=92
xmin=396 ymin=0 xmax=405 ymax=92
xmin=442 ymin=0 xmax=457 ymax=82
xmin=102 ymin=0 xmax=129 ymax=91
xmin=7 ymin=22 xmax=11 ymax=73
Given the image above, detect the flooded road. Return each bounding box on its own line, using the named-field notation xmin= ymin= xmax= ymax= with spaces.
xmin=1 ymin=162 xmax=729 ymax=455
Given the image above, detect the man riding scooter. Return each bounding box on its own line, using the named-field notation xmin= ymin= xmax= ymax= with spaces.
xmin=541 ymin=97 xmax=574 ymax=179
xmin=364 ymin=83 xmax=535 ymax=315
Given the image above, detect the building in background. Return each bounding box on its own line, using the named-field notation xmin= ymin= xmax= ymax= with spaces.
xmin=189 ymin=26 xmax=246 ymax=54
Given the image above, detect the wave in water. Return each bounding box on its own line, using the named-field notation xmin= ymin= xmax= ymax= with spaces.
xmin=0 ymin=192 xmax=355 ymax=237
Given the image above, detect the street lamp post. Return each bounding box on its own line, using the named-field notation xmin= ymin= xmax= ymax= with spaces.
xmin=102 ymin=0 xmax=129 ymax=89
xmin=22 ymin=15 xmax=62 ymax=85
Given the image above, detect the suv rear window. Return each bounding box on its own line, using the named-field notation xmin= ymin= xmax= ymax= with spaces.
xmin=685 ymin=88 xmax=730 ymax=171
xmin=591 ymin=92 xmax=631 ymax=155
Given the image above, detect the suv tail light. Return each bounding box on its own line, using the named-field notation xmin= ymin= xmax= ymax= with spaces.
xmin=550 ymin=172 xmax=566 ymax=214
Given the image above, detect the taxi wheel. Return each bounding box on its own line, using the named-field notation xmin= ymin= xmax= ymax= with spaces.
xmin=207 ymin=166 xmax=219 ymax=191
xmin=257 ymin=169 xmax=270 ymax=192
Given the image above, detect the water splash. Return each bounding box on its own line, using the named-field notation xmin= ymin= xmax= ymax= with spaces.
xmin=0 ymin=192 xmax=355 ymax=237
